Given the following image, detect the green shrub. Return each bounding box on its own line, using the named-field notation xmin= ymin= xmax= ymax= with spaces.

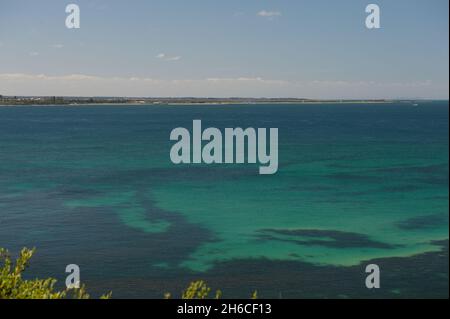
xmin=1 ymin=247 xmax=254 ymax=300
xmin=167 ymin=280 xmax=257 ymax=299
xmin=0 ymin=247 xmax=110 ymax=299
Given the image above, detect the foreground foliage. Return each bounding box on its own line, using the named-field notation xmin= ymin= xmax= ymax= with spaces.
xmin=165 ymin=280 xmax=258 ymax=300
xmin=1 ymin=247 xmax=255 ymax=299
xmin=0 ymin=247 xmax=111 ymax=299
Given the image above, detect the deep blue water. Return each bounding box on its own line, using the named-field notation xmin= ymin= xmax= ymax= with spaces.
xmin=0 ymin=102 xmax=448 ymax=298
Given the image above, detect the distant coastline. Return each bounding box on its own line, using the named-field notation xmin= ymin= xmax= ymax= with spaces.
xmin=0 ymin=95 xmax=436 ymax=106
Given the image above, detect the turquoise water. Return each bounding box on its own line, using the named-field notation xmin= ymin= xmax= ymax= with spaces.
xmin=0 ymin=102 xmax=448 ymax=298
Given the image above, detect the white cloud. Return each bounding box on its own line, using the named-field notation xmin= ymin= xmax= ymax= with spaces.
xmin=29 ymin=52 xmax=39 ymax=56
xmin=166 ymin=56 xmax=181 ymax=61
xmin=52 ymin=44 xmax=64 ymax=49
xmin=156 ymin=53 xmax=181 ymax=61
xmin=257 ymin=10 xmax=282 ymax=18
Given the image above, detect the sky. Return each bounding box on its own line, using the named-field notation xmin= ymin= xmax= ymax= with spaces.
xmin=0 ymin=0 xmax=448 ymax=99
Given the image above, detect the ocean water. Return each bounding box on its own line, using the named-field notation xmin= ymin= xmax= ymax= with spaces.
xmin=0 ymin=102 xmax=448 ymax=298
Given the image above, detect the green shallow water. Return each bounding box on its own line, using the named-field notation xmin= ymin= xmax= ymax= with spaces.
xmin=151 ymin=142 xmax=449 ymax=270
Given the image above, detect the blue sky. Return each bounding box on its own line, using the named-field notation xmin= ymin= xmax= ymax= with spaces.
xmin=0 ymin=0 xmax=448 ymax=98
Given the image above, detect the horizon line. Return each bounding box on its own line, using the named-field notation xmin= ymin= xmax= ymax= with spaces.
xmin=1 ymin=95 xmax=448 ymax=101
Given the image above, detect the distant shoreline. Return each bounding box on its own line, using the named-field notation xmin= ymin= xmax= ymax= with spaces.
xmin=0 ymin=96 xmax=442 ymax=107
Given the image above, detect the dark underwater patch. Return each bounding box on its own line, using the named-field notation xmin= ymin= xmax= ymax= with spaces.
xmin=100 ymin=240 xmax=449 ymax=299
xmin=396 ymin=214 xmax=449 ymax=230
xmin=257 ymin=228 xmax=396 ymax=249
